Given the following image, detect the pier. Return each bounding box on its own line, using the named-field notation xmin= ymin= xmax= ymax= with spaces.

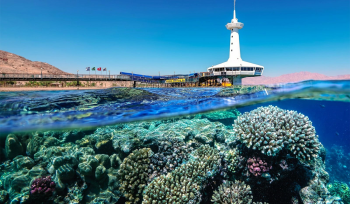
xmin=0 ymin=70 xmax=262 ymax=88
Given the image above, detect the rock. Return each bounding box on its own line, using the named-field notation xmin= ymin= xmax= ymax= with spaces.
xmin=5 ymin=134 xmax=23 ymax=159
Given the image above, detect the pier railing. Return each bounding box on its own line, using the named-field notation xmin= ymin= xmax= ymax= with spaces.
xmin=0 ymin=73 xmax=131 ymax=81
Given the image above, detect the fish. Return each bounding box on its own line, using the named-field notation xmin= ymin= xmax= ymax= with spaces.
xmin=335 ymin=132 xmax=339 ymax=136
xmin=320 ymin=104 xmax=325 ymax=108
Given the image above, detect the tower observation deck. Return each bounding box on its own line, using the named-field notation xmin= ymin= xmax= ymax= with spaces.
xmin=207 ymin=0 xmax=264 ymax=85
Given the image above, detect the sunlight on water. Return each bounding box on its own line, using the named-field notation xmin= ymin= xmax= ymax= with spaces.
xmin=0 ymin=80 xmax=349 ymax=204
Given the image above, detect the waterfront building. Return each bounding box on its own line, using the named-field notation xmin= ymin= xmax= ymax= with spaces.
xmin=207 ymin=0 xmax=264 ymax=85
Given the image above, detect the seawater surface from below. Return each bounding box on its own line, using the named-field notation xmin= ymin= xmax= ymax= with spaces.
xmin=0 ymin=80 xmax=349 ymax=133
xmin=0 ymin=80 xmax=349 ymax=204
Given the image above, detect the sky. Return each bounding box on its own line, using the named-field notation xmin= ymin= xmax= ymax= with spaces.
xmin=0 ymin=0 xmax=349 ymax=77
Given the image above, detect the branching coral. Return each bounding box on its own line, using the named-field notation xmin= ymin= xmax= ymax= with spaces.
xmin=211 ymin=180 xmax=253 ymax=204
xmin=118 ymin=148 xmax=153 ymax=204
xmin=247 ymin=157 xmax=272 ymax=177
xmin=224 ymin=148 xmax=240 ymax=174
xmin=233 ymin=106 xmax=320 ymax=162
xmin=142 ymin=145 xmax=220 ymax=203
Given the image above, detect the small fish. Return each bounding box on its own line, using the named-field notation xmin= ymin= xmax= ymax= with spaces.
xmin=320 ymin=104 xmax=325 ymax=108
xmin=335 ymin=132 xmax=339 ymax=136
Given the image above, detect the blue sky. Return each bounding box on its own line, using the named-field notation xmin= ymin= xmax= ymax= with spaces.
xmin=0 ymin=0 xmax=349 ymax=76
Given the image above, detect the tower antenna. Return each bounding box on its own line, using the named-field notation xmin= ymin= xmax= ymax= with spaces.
xmin=234 ymin=0 xmax=236 ymax=19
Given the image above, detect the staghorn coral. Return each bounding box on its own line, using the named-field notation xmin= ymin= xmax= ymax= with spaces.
xmin=233 ymin=106 xmax=320 ymax=162
xmin=211 ymin=180 xmax=253 ymax=204
xmin=118 ymin=148 xmax=153 ymax=204
xmin=142 ymin=145 xmax=221 ymax=204
xmin=247 ymin=157 xmax=272 ymax=177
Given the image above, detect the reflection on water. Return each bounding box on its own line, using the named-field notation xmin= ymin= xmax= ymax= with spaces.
xmin=0 ymin=80 xmax=349 ymax=204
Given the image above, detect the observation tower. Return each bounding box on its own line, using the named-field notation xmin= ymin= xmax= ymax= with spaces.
xmin=207 ymin=0 xmax=264 ymax=85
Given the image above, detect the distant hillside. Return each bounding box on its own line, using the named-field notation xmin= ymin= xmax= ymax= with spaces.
xmin=242 ymin=71 xmax=350 ymax=85
xmin=0 ymin=50 xmax=69 ymax=74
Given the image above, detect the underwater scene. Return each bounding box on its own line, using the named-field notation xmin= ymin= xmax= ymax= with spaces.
xmin=0 ymin=80 xmax=349 ymax=204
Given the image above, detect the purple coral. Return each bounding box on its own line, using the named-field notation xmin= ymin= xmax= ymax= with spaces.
xmin=30 ymin=176 xmax=56 ymax=195
xmin=247 ymin=157 xmax=272 ymax=176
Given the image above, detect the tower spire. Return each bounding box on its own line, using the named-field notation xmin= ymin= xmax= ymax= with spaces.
xmin=234 ymin=0 xmax=236 ymax=20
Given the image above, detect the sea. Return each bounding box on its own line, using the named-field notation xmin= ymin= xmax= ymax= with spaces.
xmin=0 ymin=80 xmax=349 ymax=204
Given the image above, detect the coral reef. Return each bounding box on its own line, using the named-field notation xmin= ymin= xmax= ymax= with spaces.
xmin=143 ymin=145 xmax=221 ymax=203
xmin=233 ymin=106 xmax=320 ymax=163
xmin=224 ymin=148 xmax=240 ymax=174
xmin=196 ymin=109 xmax=241 ymax=122
xmin=328 ymin=181 xmax=350 ymax=204
xmin=149 ymin=138 xmax=194 ymax=179
xmin=216 ymin=85 xmax=270 ymax=97
xmin=76 ymin=118 xmax=233 ymax=157
xmin=0 ymin=157 xmax=47 ymax=202
xmin=299 ymin=154 xmax=344 ymax=204
xmin=0 ymin=104 xmax=346 ymax=204
xmin=5 ymin=134 xmax=24 ymax=159
xmin=118 ymin=148 xmax=153 ymax=203
xmin=247 ymin=157 xmax=272 ymax=177
xmin=211 ymin=180 xmax=253 ymax=204
xmin=30 ymin=176 xmax=56 ymax=195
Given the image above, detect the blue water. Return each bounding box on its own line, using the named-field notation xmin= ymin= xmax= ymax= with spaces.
xmin=238 ymin=99 xmax=350 ymax=151
xmin=1 ymin=80 xmax=350 ymax=204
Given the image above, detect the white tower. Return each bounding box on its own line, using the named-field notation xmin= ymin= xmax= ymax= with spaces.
xmin=207 ymin=0 xmax=264 ymax=85
xmin=226 ymin=0 xmax=244 ymax=61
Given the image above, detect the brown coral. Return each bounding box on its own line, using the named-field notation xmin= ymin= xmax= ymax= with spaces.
xmin=118 ymin=148 xmax=153 ymax=204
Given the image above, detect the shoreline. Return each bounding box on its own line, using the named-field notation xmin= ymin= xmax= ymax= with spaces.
xmin=0 ymin=87 xmax=113 ymax=92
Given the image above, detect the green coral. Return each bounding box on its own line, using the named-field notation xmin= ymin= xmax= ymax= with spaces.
xmin=233 ymin=106 xmax=320 ymax=163
xmin=118 ymin=148 xmax=153 ymax=204
xmin=142 ymin=145 xmax=220 ymax=203
xmin=328 ymin=182 xmax=350 ymax=204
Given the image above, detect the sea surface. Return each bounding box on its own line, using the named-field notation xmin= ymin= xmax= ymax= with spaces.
xmin=0 ymin=80 xmax=349 ymax=204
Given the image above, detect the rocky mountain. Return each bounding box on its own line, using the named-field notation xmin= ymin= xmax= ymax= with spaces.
xmin=0 ymin=50 xmax=69 ymax=74
xmin=242 ymin=71 xmax=350 ymax=85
